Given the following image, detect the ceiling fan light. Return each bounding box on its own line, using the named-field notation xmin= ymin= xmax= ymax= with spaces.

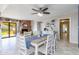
xmin=37 ymin=13 xmax=43 ymax=16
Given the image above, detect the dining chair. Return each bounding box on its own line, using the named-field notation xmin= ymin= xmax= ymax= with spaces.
xmin=51 ymin=32 xmax=57 ymax=54
xmin=38 ymin=34 xmax=56 ymax=55
xmin=16 ymin=33 xmax=35 ymax=55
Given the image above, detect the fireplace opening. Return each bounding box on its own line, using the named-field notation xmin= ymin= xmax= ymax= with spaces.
xmin=21 ymin=29 xmax=28 ymax=34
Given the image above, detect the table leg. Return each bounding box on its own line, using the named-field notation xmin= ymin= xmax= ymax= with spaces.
xmin=35 ymin=45 xmax=38 ymax=55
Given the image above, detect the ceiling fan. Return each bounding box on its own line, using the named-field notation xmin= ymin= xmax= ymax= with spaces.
xmin=32 ymin=7 xmax=50 ymax=16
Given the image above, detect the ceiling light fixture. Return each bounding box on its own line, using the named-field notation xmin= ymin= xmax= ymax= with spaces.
xmin=37 ymin=13 xmax=43 ymax=17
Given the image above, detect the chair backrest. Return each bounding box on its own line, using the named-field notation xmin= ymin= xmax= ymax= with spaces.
xmin=46 ymin=34 xmax=54 ymax=55
xmin=16 ymin=34 xmax=26 ymax=55
xmin=16 ymin=33 xmax=31 ymax=55
xmin=24 ymin=32 xmax=32 ymax=36
xmin=46 ymin=34 xmax=55 ymax=55
xmin=51 ymin=31 xmax=57 ymax=54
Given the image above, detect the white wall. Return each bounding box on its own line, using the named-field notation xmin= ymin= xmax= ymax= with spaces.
xmin=41 ymin=22 xmax=46 ymax=31
xmin=44 ymin=12 xmax=78 ymax=44
xmin=70 ymin=13 xmax=78 ymax=44
xmin=31 ymin=20 xmax=47 ymax=35
xmin=31 ymin=20 xmax=38 ymax=35
xmin=57 ymin=13 xmax=78 ymax=44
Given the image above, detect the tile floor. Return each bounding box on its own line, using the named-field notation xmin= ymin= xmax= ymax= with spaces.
xmin=0 ymin=37 xmax=17 ymax=55
xmin=55 ymin=40 xmax=79 ymax=55
xmin=0 ymin=37 xmax=79 ymax=55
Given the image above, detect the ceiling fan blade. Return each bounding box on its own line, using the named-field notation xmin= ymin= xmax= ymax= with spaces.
xmin=42 ymin=8 xmax=48 ymax=11
xmin=43 ymin=12 xmax=50 ymax=14
xmin=32 ymin=8 xmax=38 ymax=12
xmin=32 ymin=13 xmax=38 ymax=14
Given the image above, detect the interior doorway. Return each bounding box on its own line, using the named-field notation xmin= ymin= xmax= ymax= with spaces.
xmin=60 ymin=19 xmax=70 ymax=43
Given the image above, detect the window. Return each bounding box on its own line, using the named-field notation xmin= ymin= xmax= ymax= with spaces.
xmin=1 ymin=22 xmax=16 ymax=38
xmin=1 ymin=22 xmax=9 ymax=38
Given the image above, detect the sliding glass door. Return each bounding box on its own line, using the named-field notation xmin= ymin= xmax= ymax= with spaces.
xmin=1 ymin=22 xmax=9 ymax=38
xmin=1 ymin=22 xmax=16 ymax=38
xmin=10 ymin=22 xmax=16 ymax=37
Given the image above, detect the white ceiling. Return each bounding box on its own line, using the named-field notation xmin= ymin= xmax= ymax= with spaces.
xmin=0 ymin=4 xmax=78 ymax=21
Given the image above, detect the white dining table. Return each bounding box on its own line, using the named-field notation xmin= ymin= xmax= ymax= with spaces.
xmin=31 ymin=36 xmax=47 ymax=55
